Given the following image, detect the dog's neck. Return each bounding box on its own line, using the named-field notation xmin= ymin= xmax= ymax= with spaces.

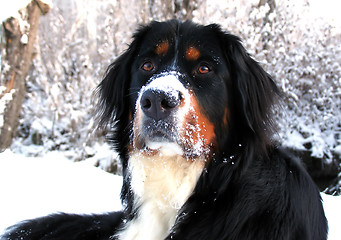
xmin=118 ymin=150 xmax=205 ymax=240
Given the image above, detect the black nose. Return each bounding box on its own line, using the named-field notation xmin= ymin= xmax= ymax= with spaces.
xmin=140 ymin=89 xmax=181 ymax=121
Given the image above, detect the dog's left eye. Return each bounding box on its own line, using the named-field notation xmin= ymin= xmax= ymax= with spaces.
xmin=198 ymin=65 xmax=211 ymax=74
xmin=141 ymin=61 xmax=154 ymax=72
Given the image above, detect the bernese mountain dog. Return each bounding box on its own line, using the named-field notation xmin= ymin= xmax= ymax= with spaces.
xmin=2 ymin=20 xmax=328 ymax=240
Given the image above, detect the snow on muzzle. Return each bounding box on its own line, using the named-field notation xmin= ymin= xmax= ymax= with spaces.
xmin=132 ymin=72 xmax=191 ymax=155
xmin=132 ymin=71 xmax=216 ymax=158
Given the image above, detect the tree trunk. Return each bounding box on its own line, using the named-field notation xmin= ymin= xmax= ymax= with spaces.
xmin=0 ymin=0 xmax=50 ymax=151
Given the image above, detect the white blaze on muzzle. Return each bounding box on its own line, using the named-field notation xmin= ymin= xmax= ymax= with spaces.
xmin=134 ymin=72 xmax=192 ymax=156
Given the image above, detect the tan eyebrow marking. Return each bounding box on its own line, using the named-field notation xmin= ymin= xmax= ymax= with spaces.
xmin=155 ymin=41 xmax=169 ymax=56
xmin=185 ymin=47 xmax=201 ymax=61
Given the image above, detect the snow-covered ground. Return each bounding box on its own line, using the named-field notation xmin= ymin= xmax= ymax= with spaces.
xmin=0 ymin=149 xmax=340 ymax=239
xmin=0 ymin=149 xmax=122 ymax=235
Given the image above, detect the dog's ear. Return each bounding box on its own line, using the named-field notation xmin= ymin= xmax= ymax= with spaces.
xmin=97 ymin=50 xmax=134 ymax=128
xmin=96 ymin=25 xmax=150 ymax=128
xmin=219 ymin=30 xmax=279 ymax=148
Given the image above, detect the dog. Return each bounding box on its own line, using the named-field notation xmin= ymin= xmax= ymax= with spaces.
xmin=2 ymin=20 xmax=328 ymax=240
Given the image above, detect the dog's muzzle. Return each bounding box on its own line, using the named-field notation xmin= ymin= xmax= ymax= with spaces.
xmin=133 ymin=72 xmax=190 ymax=151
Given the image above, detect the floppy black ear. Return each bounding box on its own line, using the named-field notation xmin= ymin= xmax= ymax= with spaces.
xmin=96 ymin=25 xmax=151 ymax=155
xmin=97 ymin=50 xmax=134 ymax=128
xmin=95 ymin=49 xmax=134 ymax=158
xmin=222 ymin=32 xmax=279 ymax=148
xmin=97 ymin=24 xmax=152 ymax=127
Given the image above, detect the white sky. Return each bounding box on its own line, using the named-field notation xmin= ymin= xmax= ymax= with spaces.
xmin=0 ymin=0 xmax=30 ymax=21
xmin=0 ymin=0 xmax=52 ymax=21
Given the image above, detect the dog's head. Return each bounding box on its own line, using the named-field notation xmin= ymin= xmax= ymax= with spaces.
xmin=97 ymin=20 xmax=278 ymax=163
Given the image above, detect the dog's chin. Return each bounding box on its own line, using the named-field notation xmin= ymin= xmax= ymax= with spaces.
xmin=146 ymin=140 xmax=184 ymax=157
xmin=133 ymin=132 xmax=182 ymax=156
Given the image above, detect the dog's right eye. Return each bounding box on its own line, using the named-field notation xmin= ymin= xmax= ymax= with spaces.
xmin=141 ymin=61 xmax=154 ymax=72
xmin=198 ymin=65 xmax=210 ymax=74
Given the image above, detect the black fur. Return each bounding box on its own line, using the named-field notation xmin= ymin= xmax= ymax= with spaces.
xmin=1 ymin=212 xmax=123 ymax=240
xmin=1 ymin=20 xmax=328 ymax=240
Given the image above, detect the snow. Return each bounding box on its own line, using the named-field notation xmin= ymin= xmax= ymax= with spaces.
xmin=0 ymin=149 xmax=123 ymax=235
xmin=0 ymin=89 xmax=16 ymax=134
xmin=322 ymin=193 xmax=341 ymax=240
xmin=0 ymin=150 xmax=340 ymax=239
xmin=145 ymin=72 xmax=184 ymax=95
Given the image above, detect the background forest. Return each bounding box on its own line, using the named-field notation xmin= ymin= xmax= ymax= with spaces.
xmin=1 ymin=0 xmax=340 ymax=193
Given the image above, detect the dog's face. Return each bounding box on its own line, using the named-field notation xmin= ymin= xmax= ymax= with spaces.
xmin=98 ymin=20 xmax=277 ymax=163
xmin=128 ymin=22 xmax=231 ymax=159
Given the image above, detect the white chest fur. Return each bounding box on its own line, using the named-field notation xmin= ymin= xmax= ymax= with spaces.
xmin=117 ymin=150 xmax=205 ymax=240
